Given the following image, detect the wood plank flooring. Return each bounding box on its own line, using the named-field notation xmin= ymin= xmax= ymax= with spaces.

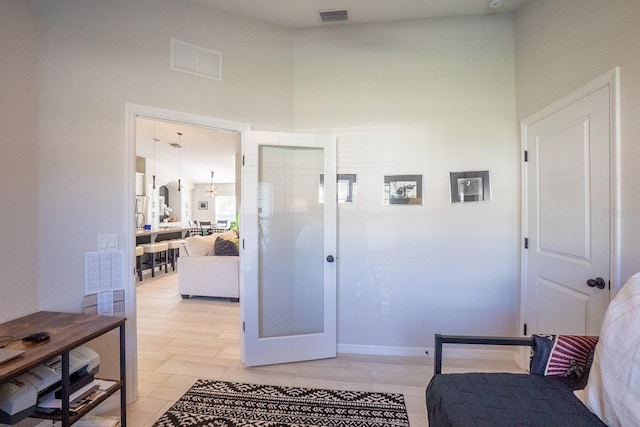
xmin=122 ymin=269 xmax=524 ymax=426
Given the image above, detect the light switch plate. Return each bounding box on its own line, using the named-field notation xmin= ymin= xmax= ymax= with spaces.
xmin=98 ymin=234 xmax=119 ymax=251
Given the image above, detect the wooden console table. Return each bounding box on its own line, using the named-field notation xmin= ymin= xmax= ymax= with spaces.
xmin=0 ymin=311 xmax=126 ymax=426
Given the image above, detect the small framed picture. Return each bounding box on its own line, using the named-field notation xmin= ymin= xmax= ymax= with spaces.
xmin=337 ymin=174 xmax=357 ymax=203
xmin=198 ymin=201 xmax=208 ymax=210
xmin=449 ymin=171 xmax=491 ymax=203
xmin=319 ymin=174 xmax=358 ymax=203
xmin=384 ymin=175 xmax=423 ymax=205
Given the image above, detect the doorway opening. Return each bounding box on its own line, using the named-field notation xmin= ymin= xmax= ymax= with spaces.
xmin=124 ymin=103 xmax=251 ymax=399
xmin=134 ymin=117 xmax=241 ymax=232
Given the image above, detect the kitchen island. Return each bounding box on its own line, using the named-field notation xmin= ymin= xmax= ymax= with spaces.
xmin=135 ymin=226 xmax=190 ymax=245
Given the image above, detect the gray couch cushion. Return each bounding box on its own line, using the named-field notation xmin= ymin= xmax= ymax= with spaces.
xmin=426 ymin=373 xmax=605 ymax=427
xmin=214 ymin=237 xmax=239 ymax=256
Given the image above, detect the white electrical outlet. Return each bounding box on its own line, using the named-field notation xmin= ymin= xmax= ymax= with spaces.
xmin=382 ymin=302 xmax=390 ymax=315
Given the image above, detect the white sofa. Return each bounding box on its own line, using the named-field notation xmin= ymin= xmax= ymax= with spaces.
xmin=178 ymin=231 xmax=240 ymax=301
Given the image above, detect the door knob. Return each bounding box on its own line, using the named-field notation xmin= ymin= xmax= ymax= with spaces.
xmin=587 ymin=277 xmax=606 ymax=289
xmin=326 ymin=255 xmax=335 ymax=263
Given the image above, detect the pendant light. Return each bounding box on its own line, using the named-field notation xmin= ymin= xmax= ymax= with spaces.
xmin=177 ymin=132 xmax=182 ymax=192
xmin=206 ymin=171 xmax=217 ymax=198
xmin=152 ymin=122 xmax=158 ymax=189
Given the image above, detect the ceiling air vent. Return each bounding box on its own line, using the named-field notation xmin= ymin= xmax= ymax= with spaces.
xmin=318 ymin=9 xmax=349 ymax=23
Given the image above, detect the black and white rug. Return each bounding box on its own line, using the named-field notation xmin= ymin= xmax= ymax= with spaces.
xmin=152 ymin=379 xmax=410 ymax=427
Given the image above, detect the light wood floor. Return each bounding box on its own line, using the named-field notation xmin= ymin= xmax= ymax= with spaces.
xmin=123 ymin=269 xmax=524 ymax=426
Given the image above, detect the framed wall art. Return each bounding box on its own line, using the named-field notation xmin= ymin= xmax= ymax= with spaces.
xmin=337 ymin=174 xmax=357 ymax=203
xmin=198 ymin=201 xmax=208 ymax=210
xmin=319 ymin=174 xmax=358 ymax=203
xmin=449 ymin=170 xmax=491 ymax=203
xmin=384 ymin=174 xmax=423 ymax=205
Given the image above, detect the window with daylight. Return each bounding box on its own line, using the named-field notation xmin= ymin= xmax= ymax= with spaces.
xmin=215 ymin=196 xmax=236 ymax=224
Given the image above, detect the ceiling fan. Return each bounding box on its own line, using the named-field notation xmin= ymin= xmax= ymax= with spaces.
xmin=206 ymin=171 xmax=217 ymax=198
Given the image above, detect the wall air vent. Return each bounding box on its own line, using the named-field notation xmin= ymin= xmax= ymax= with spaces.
xmin=318 ymin=9 xmax=349 ymax=23
xmin=170 ymin=38 xmax=222 ymax=81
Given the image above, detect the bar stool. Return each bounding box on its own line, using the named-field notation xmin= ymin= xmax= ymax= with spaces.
xmin=167 ymin=239 xmax=185 ymax=271
xmin=135 ymin=246 xmax=144 ymax=281
xmin=141 ymin=242 xmax=168 ymax=277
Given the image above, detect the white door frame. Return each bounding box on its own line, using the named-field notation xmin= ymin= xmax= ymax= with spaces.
xmin=124 ymin=103 xmax=251 ymax=400
xmin=519 ymin=68 xmax=621 ymax=344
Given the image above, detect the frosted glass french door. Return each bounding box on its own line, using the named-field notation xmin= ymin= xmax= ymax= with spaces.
xmin=241 ymin=131 xmax=336 ymax=367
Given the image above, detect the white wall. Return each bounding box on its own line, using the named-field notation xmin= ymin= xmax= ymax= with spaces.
xmin=14 ymin=0 xmax=292 ymax=393
xmin=0 ymin=0 xmax=520 ymax=363
xmin=0 ymin=1 xmax=40 ymax=322
xmin=515 ymin=0 xmax=640 ymax=285
xmin=17 ymin=0 xmax=639 ymax=365
xmin=192 ymin=183 xmax=236 ymax=223
xmin=32 ymin=0 xmax=293 ymax=313
xmin=293 ymin=15 xmax=519 ymax=350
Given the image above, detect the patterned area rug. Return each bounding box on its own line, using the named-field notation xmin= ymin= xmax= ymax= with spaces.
xmin=152 ymin=379 xmax=410 ymax=427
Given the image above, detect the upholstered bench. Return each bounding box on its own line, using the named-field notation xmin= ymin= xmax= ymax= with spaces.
xmin=426 ymin=273 xmax=640 ymax=427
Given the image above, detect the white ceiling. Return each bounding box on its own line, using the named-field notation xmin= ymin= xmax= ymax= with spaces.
xmin=187 ymin=0 xmax=527 ymax=29
xmin=138 ymin=0 xmax=527 ymax=185
xmin=136 ymin=118 xmax=240 ymax=185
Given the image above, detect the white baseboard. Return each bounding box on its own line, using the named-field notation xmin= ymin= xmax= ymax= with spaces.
xmin=337 ymin=343 xmax=518 ymax=361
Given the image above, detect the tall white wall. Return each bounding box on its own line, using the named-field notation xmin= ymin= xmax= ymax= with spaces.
xmin=0 ymin=1 xmax=40 ymax=322
xmin=14 ymin=0 xmax=638 ymax=362
xmin=21 ymin=0 xmax=292 ymax=390
xmin=32 ymin=0 xmax=293 ymax=313
xmin=515 ymin=0 xmax=640 ymax=285
xmin=293 ymin=15 xmax=519 ymax=350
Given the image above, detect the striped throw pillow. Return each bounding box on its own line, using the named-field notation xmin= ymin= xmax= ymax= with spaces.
xmin=530 ymin=334 xmax=599 ymax=378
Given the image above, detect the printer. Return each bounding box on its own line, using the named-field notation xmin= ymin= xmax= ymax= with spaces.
xmin=0 ymin=346 xmax=100 ymax=424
